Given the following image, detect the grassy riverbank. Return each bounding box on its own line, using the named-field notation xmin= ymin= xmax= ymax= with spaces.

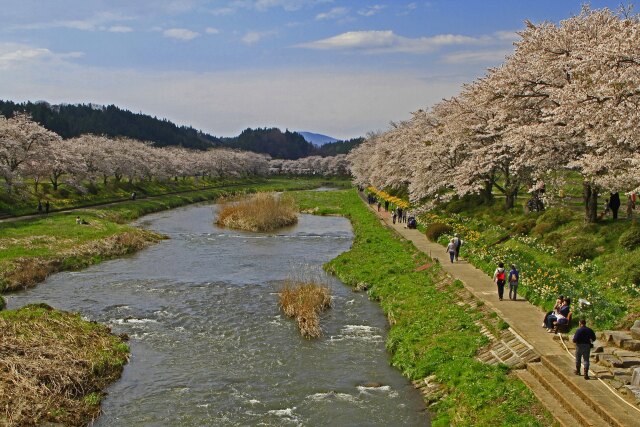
xmin=292 ymin=189 xmax=552 ymax=426
xmin=420 ymin=197 xmax=640 ymax=330
xmin=0 ymin=304 xmax=129 ymax=426
xmin=0 ymin=177 xmax=348 ymax=294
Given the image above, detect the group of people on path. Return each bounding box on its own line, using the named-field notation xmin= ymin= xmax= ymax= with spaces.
xmin=492 ymin=262 xmax=519 ymax=301
xmin=392 ymin=206 xmax=407 ymax=224
xmin=36 ymin=200 xmax=50 ymax=214
xmin=445 ymin=234 xmax=464 ymax=263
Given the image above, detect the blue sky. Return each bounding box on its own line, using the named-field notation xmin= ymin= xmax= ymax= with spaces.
xmin=0 ymin=0 xmax=630 ymax=139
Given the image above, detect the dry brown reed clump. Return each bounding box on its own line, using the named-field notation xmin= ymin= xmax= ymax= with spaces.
xmin=279 ymin=279 xmax=332 ymax=338
xmin=216 ymin=192 xmax=298 ymax=232
xmin=0 ymin=304 xmax=129 ymax=426
xmin=1 ymin=229 xmax=163 ymax=291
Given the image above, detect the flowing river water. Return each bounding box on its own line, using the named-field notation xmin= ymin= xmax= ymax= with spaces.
xmin=7 ymin=202 xmax=428 ymax=426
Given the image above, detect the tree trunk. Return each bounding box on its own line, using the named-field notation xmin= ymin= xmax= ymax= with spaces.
xmin=583 ymin=182 xmax=598 ymax=223
xmin=481 ymin=180 xmax=494 ymax=203
xmin=505 ymin=189 xmax=518 ymax=209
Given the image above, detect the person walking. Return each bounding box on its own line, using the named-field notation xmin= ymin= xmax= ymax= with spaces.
xmin=37 ymin=200 xmax=43 ymax=214
xmin=392 ymin=210 xmax=397 ymax=224
xmin=446 ymin=239 xmax=456 ymax=263
xmin=609 ymin=192 xmax=621 ymax=220
xmin=377 ymin=201 xmax=381 ymax=212
xmin=508 ymin=264 xmax=519 ymax=300
xmin=452 ymin=233 xmax=462 ymax=261
xmin=573 ymin=319 xmax=596 ymax=379
xmin=384 ymin=200 xmax=389 ymax=212
xmin=493 ymin=262 xmax=506 ymax=301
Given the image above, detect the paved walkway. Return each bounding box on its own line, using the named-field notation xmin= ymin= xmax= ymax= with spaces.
xmin=362 ymin=197 xmax=640 ymax=426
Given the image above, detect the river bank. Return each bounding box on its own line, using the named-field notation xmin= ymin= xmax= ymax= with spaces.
xmin=292 ymin=189 xmax=553 ymax=426
xmin=5 ymin=200 xmax=426 ymax=426
xmin=0 ymin=177 xmax=347 ymax=295
xmin=0 ymin=177 xmax=348 ymax=426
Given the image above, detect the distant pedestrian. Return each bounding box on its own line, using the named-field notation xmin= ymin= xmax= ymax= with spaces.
xmin=402 ymin=210 xmax=407 ymax=223
xmin=45 ymin=201 xmax=50 ymax=214
xmin=446 ymin=238 xmax=456 ymax=263
xmin=384 ymin=200 xmax=389 ymax=212
xmin=377 ymin=201 xmax=381 ymax=212
xmin=392 ymin=210 xmax=397 ymax=224
xmin=573 ymin=319 xmax=596 ymax=379
xmin=131 ymin=191 xmax=137 ymax=200
xmin=37 ymin=200 xmax=43 ymax=214
xmin=508 ymin=264 xmax=519 ymax=300
xmin=609 ymin=192 xmax=621 ymax=220
xmin=493 ymin=262 xmax=506 ymax=301
xmin=397 ymin=207 xmax=403 ymax=223
xmin=452 ymin=233 xmax=462 ymax=261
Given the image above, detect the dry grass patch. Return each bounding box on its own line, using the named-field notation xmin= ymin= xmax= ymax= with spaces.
xmin=1 ymin=229 xmax=163 ymax=291
xmin=279 ymin=279 xmax=332 ymax=339
xmin=0 ymin=304 xmax=129 ymax=426
xmin=216 ymin=192 xmax=298 ymax=232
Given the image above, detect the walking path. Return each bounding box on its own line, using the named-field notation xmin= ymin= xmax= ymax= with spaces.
xmin=362 ymin=197 xmax=640 ymax=426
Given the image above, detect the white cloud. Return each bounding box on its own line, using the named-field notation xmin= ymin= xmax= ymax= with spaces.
xmin=108 ymin=25 xmax=134 ymax=33
xmin=9 ymin=11 xmax=132 ymax=32
xmin=0 ymin=51 xmax=466 ymax=139
xmin=442 ymin=49 xmax=513 ymax=64
xmin=163 ymin=28 xmax=200 ymax=40
xmin=241 ymin=30 xmax=276 ymax=44
xmin=205 ymin=27 xmax=221 ymax=34
xmin=297 ymin=30 xmax=488 ymax=54
xmin=0 ymin=43 xmax=83 ymax=70
xmin=358 ymin=5 xmax=385 ymax=17
xmin=316 ymin=7 xmax=349 ymax=20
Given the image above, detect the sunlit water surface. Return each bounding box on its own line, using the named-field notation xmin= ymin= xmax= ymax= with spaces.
xmin=7 ymin=203 xmax=428 ymax=426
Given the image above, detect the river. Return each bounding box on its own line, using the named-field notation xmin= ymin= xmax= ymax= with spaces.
xmin=7 ymin=203 xmax=428 ymax=426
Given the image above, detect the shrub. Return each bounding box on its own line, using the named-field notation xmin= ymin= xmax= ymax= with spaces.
xmin=537 ymin=207 xmax=575 ymax=228
xmin=532 ymin=222 xmax=553 ymax=236
xmin=216 ymin=192 xmax=298 ymax=232
xmin=86 ymin=182 xmax=99 ymax=195
xmin=279 ymin=281 xmax=332 ymax=338
xmin=510 ymin=218 xmax=537 ymax=235
xmin=543 ymin=231 xmax=563 ymax=247
xmin=558 ymin=236 xmax=597 ymax=262
xmin=425 ymin=222 xmax=453 ymax=242
xmin=619 ymin=227 xmax=640 ymax=251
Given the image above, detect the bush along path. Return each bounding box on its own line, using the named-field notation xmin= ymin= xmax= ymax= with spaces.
xmin=361 ymin=192 xmax=640 ymax=426
xmin=294 ymin=189 xmax=553 ymax=426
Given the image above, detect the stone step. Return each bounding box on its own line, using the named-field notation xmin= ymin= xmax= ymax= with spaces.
xmin=542 ymin=355 xmax=640 ymax=427
xmin=516 ymin=369 xmax=582 ymax=427
xmin=528 ymin=362 xmax=609 ymax=426
xmin=600 ymin=330 xmax=635 ymax=349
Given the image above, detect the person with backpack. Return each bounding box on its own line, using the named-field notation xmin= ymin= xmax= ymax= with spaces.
xmin=508 ymin=264 xmax=519 ymax=300
xmin=493 ymin=262 xmax=506 ymax=300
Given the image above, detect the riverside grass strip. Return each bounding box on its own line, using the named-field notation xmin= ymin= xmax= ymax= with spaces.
xmin=0 ymin=304 xmax=130 ymax=426
xmin=0 ymin=177 xmax=347 ymax=294
xmin=292 ymin=188 xmax=553 ymax=427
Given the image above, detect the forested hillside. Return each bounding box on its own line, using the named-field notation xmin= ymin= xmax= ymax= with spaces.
xmin=0 ymin=100 xmax=362 ymax=159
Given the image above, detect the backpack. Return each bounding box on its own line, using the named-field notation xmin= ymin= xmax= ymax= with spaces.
xmin=496 ymin=270 xmax=505 ymax=281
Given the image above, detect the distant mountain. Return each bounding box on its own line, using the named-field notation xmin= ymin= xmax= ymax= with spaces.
xmin=297 ymin=131 xmax=338 ymax=146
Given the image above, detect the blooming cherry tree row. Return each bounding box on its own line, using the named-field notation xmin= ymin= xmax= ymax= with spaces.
xmin=0 ymin=114 xmax=274 ymax=194
xmin=348 ymin=6 xmax=640 ymax=221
